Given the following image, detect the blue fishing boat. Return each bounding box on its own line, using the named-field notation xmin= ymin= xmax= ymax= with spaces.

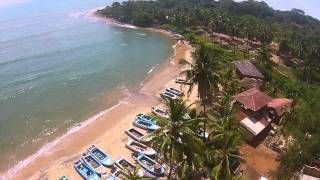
xmin=133 ymin=153 xmax=166 ymax=176
xmin=88 ymin=145 xmax=113 ymax=167
xmin=136 ymin=113 xmax=156 ymax=124
xmin=82 ymin=152 xmax=107 ymax=175
xmin=133 ymin=118 xmax=160 ymax=131
xmin=74 ymin=160 xmax=100 ymax=180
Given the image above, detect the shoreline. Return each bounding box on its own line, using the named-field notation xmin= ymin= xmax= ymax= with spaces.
xmin=1 ymin=10 xmax=195 ymax=180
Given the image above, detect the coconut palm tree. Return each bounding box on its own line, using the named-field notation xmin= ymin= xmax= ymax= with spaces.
xmin=148 ymin=97 xmax=205 ymax=179
xmin=122 ymin=165 xmax=144 ymax=180
xmin=207 ymin=116 xmax=242 ymax=180
xmin=220 ymin=69 xmax=240 ymax=97
xmin=180 ymin=42 xmax=220 ymax=141
xmin=209 ymin=133 xmax=242 ymax=180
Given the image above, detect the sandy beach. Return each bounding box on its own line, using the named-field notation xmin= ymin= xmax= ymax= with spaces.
xmin=2 ymin=15 xmax=196 ymax=179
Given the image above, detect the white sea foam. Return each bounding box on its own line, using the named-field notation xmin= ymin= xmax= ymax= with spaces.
xmin=136 ymin=33 xmax=146 ymax=36
xmin=1 ymin=102 xmax=123 ymax=180
xmin=147 ymin=66 xmax=155 ymax=74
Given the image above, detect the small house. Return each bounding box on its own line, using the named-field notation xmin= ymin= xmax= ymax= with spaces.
xmin=267 ymin=98 xmax=293 ymax=120
xmin=235 ymin=87 xmax=272 ymax=113
xmin=233 ymin=60 xmax=265 ymax=80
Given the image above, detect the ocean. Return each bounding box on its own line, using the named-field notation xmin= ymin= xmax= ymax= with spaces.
xmin=0 ymin=0 xmax=173 ymax=174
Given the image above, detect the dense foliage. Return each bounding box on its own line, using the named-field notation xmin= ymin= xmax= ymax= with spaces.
xmin=98 ymin=0 xmax=319 ymax=69
xmin=98 ymin=0 xmax=320 ymax=178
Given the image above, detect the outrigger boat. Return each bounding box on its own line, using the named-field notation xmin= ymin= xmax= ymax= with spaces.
xmin=74 ymin=160 xmax=100 ymax=180
xmin=165 ymin=87 xmax=184 ymax=96
xmin=115 ymin=157 xmax=144 ymax=177
xmin=81 ymin=152 xmax=107 ymax=175
xmin=126 ymin=140 xmax=157 ymax=156
xmin=151 ymin=106 xmax=169 ymax=119
xmin=133 ymin=153 xmax=166 ymax=176
xmin=88 ymin=145 xmax=113 ymax=167
xmin=133 ymin=118 xmax=160 ymax=131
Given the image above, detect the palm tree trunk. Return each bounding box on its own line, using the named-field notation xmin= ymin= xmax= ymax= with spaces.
xmin=167 ymin=149 xmax=174 ymax=179
xmin=202 ymin=96 xmax=207 ymax=142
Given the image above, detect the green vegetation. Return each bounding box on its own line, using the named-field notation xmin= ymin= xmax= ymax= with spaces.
xmin=99 ymin=0 xmax=320 ymax=179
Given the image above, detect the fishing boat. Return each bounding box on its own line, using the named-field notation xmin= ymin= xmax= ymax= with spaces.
xmin=133 ymin=153 xmax=166 ymax=176
xmin=136 ymin=113 xmax=156 ymax=124
xmin=126 ymin=140 xmax=157 ymax=156
xmin=161 ymin=91 xmax=178 ymax=100
xmin=112 ymin=169 xmax=129 ymax=180
xmin=74 ymin=160 xmax=100 ymax=180
xmin=115 ymin=157 xmax=144 ymax=177
xmin=175 ymin=78 xmax=192 ymax=85
xmin=81 ymin=152 xmax=107 ymax=175
xmin=151 ymin=106 xmax=169 ymax=119
xmin=125 ymin=127 xmax=148 ymax=142
xmin=133 ymin=118 xmax=160 ymax=131
xmin=88 ymin=145 xmax=113 ymax=167
xmin=165 ymin=87 xmax=184 ymax=96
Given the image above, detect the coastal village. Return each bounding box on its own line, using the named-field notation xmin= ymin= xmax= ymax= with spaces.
xmin=4 ymin=0 xmax=320 ymax=180
xmin=17 ymin=31 xmax=318 ymax=180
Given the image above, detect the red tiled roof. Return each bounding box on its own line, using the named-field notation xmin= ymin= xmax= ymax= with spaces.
xmin=235 ymin=88 xmax=273 ymax=111
xmin=267 ymin=98 xmax=293 ymax=116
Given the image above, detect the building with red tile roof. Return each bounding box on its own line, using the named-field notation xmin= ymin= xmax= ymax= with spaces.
xmin=235 ymin=88 xmax=273 ymax=112
xmin=267 ymin=98 xmax=293 ymax=117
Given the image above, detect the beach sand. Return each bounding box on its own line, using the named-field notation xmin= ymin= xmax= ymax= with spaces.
xmin=5 ymin=25 xmax=196 ymax=179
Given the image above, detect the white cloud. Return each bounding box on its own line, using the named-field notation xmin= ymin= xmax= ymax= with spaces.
xmin=0 ymin=0 xmax=32 ymax=8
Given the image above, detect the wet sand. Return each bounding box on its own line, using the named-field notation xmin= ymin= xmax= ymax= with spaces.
xmin=4 ymin=28 xmax=196 ymax=179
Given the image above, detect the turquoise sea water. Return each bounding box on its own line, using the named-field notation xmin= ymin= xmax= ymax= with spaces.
xmin=0 ymin=0 xmax=173 ymax=172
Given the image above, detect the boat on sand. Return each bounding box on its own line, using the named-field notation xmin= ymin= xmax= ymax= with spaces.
xmin=161 ymin=91 xmax=178 ymax=100
xmin=81 ymin=152 xmax=107 ymax=175
xmin=133 ymin=118 xmax=160 ymax=131
xmin=126 ymin=140 xmax=157 ymax=156
xmin=136 ymin=113 xmax=156 ymax=124
xmin=125 ymin=127 xmax=151 ymax=142
xmin=133 ymin=153 xmax=166 ymax=176
xmin=88 ymin=145 xmax=113 ymax=167
xmin=151 ymin=106 xmax=169 ymax=119
xmin=115 ymin=157 xmax=144 ymax=177
xmin=74 ymin=160 xmax=100 ymax=180
xmin=165 ymin=87 xmax=184 ymax=96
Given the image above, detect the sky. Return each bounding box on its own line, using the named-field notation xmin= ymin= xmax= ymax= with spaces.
xmin=0 ymin=0 xmax=319 ymax=20
xmin=235 ymin=0 xmax=320 ymax=20
xmin=0 ymin=0 xmax=32 ymax=8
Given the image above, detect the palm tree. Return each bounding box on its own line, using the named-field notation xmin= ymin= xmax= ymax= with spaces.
xmin=258 ymin=43 xmax=272 ymax=65
xmin=220 ymin=69 xmax=240 ymax=97
xmin=122 ymin=165 xmax=144 ymax=180
xmin=148 ymin=97 xmax=205 ymax=179
xmin=209 ymin=132 xmax=242 ymax=180
xmin=206 ymin=116 xmax=242 ymax=180
xmin=180 ymin=42 xmax=220 ymax=141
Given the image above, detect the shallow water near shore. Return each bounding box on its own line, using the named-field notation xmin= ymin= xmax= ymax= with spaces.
xmin=0 ymin=0 xmax=173 ymax=175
